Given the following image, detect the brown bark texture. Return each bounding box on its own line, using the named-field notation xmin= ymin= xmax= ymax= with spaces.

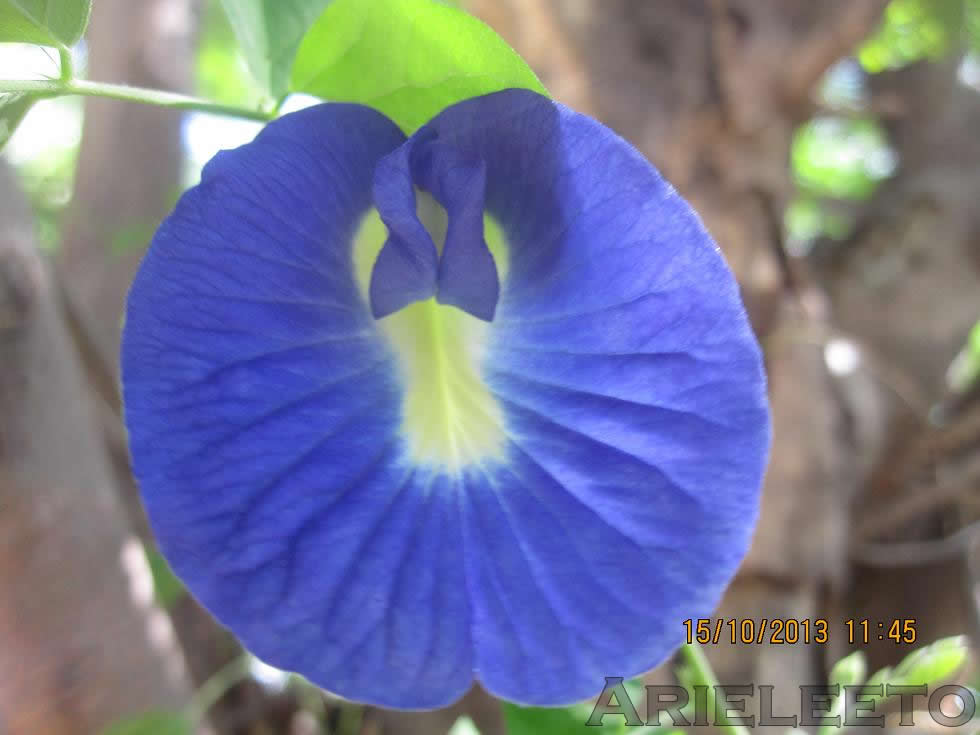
xmin=54 ymin=1 xmax=275 ymax=732
xmin=0 ymin=161 xmax=191 ymax=735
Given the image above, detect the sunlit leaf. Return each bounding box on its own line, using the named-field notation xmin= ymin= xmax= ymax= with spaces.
xmin=217 ymin=0 xmax=331 ymax=100
xmin=864 ymin=637 xmax=970 ymax=697
xmin=0 ymin=91 xmax=37 ymax=150
xmin=0 ymin=0 xmax=91 ymax=46
xmin=291 ymin=0 xmax=547 ymax=133
xmin=945 ymin=320 xmax=980 ymax=393
xmin=792 ymin=117 xmax=894 ymax=200
xmin=890 ymin=636 xmax=970 ymax=687
xmin=859 ymin=0 xmax=966 ymax=72
xmin=100 ymin=712 xmax=192 ymax=735
xmin=196 ymin=1 xmax=264 ymax=108
xmin=829 ymin=650 xmax=868 ymax=688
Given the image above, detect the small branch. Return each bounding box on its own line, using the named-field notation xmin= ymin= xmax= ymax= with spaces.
xmin=857 ymin=473 xmax=980 ymax=541
xmin=0 ymin=78 xmax=274 ymax=121
xmin=185 ymin=654 xmax=253 ymax=724
xmin=785 ymin=0 xmax=890 ymax=102
xmin=851 ymin=520 xmax=980 ymax=567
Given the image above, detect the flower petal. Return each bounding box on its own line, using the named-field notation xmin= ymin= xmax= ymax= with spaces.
xmin=122 ymin=90 xmax=770 ymax=711
xmin=416 ymin=140 xmax=500 ymax=320
xmin=369 ymin=142 xmax=440 ymax=318
xmin=371 ymin=136 xmax=501 ymax=320
xmin=409 ymin=89 xmax=771 ymax=704
xmin=121 ymin=104 xmax=474 ymax=708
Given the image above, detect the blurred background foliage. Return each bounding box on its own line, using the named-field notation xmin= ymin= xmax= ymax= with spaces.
xmin=787 ymin=0 xmax=980 ymax=255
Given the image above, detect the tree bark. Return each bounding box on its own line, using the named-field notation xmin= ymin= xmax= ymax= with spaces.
xmin=0 ymin=161 xmax=191 ymax=735
xmin=55 ymin=2 xmax=267 ymax=730
xmin=58 ymin=0 xmax=197 ymax=366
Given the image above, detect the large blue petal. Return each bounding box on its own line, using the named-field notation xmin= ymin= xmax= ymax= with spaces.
xmin=410 ymin=90 xmax=770 ymax=704
xmin=121 ymin=104 xmax=473 ymax=708
xmin=122 ymin=91 xmax=770 ymax=711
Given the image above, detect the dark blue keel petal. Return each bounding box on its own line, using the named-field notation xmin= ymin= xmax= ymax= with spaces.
xmin=414 ymin=141 xmax=500 ymax=320
xmin=369 ymin=143 xmax=440 ymax=318
xmin=370 ymin=135 xmax=501 ymax=320
xmin=121 ymin=104 xmax=473 ymax=708
xmin=413 ymin=89 xmax=771 ymax=704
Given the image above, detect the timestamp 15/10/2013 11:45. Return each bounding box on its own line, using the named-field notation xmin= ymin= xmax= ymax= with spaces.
xmin=683 ymin=618 xmax=918 ymax=646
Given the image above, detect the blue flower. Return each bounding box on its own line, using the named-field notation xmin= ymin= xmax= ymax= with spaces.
xmin=121 ymin=89 xmax=770 ymax=709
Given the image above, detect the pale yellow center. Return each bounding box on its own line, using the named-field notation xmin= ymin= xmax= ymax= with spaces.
xmin=352 ymin=193 xmax=509 ymax=473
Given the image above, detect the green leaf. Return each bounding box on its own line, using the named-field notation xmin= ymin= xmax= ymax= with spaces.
xmin=0 ymin=91 xmax=37 ymax=150
xmin=792 ymin=117 xmax=893 ymax=201
xmin=890 ymin=635 xmax=969 ymax=687
xmin=100 ymin=712 xmax=192 ymax=735
xmin=828 ymin=650 xmax=868 ymax=688
xmin=504 ymin=703 xmax=603 ymax=735
xmin=946 ymin=319 xmax=980 ymax=393
xmin=0 ymin=0 xmax=92 ymax=47
xmin=859 ymin=0 xmax=966 ymax=72
xmin=291 ymin=0 xmax=548 ymax=133
xmin=504 ymin=681 xmax=659 ymax=735
xmin=197 ymin=0 xmax=265 ymax=108
xmin=218 ymin=0 xmax=332 ymax=100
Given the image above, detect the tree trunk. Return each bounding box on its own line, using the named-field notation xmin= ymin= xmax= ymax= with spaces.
xmin=56 ymin=1 xmax=265 ymax=730
xmin=0 ymin=161 xmax=191 ymax=735
xmin=59 ymin=0 xmax=196 ymax=366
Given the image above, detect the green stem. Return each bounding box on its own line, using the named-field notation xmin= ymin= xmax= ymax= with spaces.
xmin=679 ymin=643 xmax=751 ymax=735
xmin=185 ymin=654 xmax=253 ymax=724
xmin=0 ymin=77 xmax=273 ymax=121
xmin=57 ymin=46 xmax=73 ymax=83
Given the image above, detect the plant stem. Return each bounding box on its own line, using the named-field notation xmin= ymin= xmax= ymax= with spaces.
xmin=0 ymin=78 xmax=274 ymax=122
xmin=57 ymin=46 xmax=73 ymax=83
xmin=679 ymin=643 xmax=751 ymax=735
xmin=185 ymin=653 xmax=254 ymax=724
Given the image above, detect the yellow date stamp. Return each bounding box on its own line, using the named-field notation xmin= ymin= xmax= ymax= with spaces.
xmin=683 ymin=618 xmax=919 ymax=646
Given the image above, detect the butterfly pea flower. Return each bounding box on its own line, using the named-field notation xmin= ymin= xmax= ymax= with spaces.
xmin=121 ymin=89 xmax=770 ymax=709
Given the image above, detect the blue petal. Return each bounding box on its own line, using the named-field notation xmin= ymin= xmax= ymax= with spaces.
xmin=122 ymin=91 xmax=770 ymax=710
xmin=369 ymin=142 xmax=439 ymax=318
xmin=121 ymin=104 xmax=473 ymax=708
xmin=410 ymin=89 xmax=770 ymax=704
